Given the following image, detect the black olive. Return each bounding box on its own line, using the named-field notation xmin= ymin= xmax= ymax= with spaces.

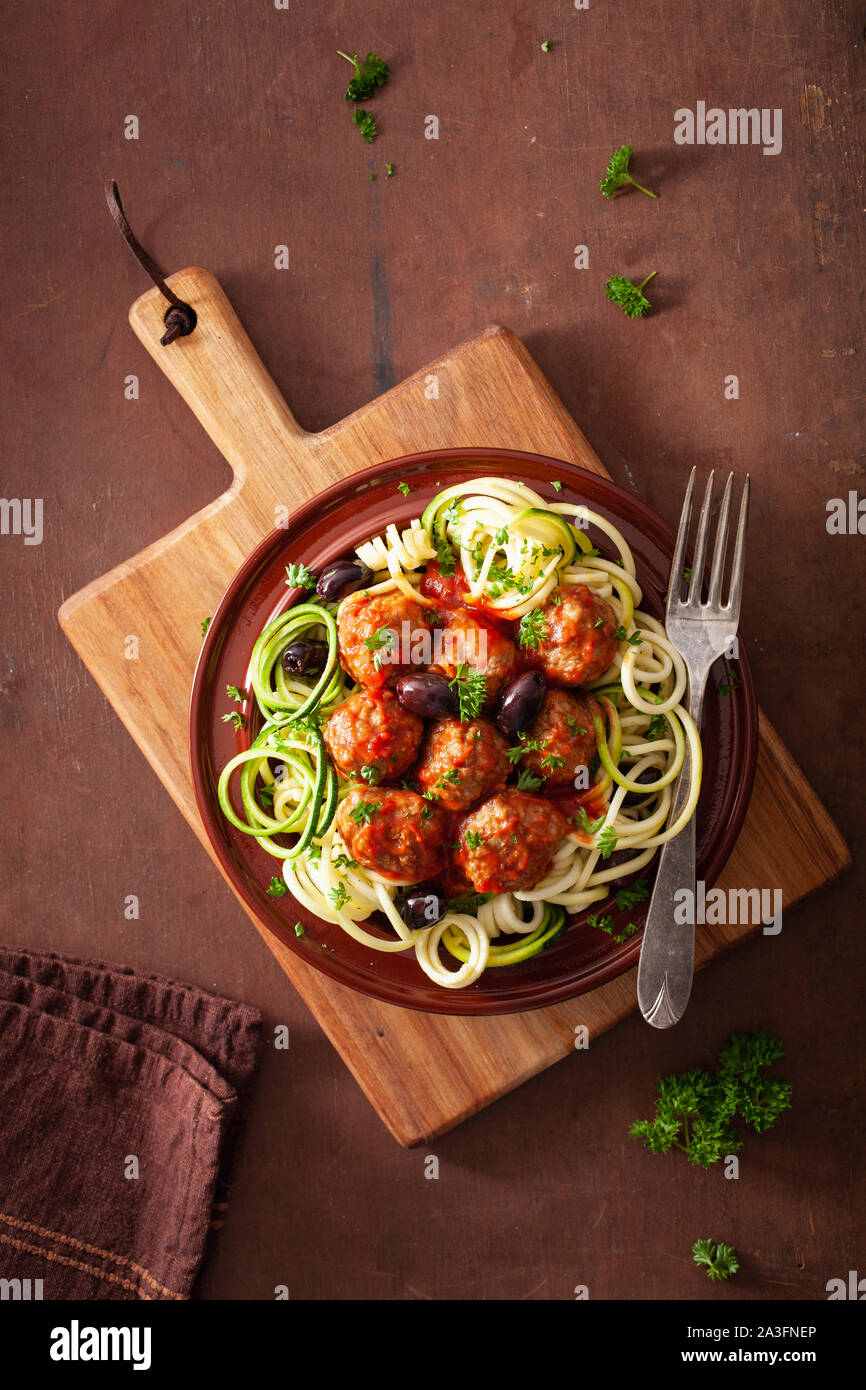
xmin=280 ymin=639 xmax=328 ymax=676
xmin=495 ymin=670 xmax=546 ymax=737
xmin=622 ymin=766 xmax=662 ymax=807
xmin=395 ymin=672 xmax=458 ymax=718
xmin=315 ymin=557 xmax=374 ymax=603
xmin=396 ymin=886 xmax=445 ymax=931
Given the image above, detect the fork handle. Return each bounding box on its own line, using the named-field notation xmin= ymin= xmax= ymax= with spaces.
xmin=636 ymin=673 xmax=705 ymax=1028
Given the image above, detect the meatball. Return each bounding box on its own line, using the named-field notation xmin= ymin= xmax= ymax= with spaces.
xmin=535 ymin=585 xmax=618 ymax=686
xmin=519 ymin=689 xmax=600 ymax=790
xmin=323 ymin=687 xmax=422 ymax=783
xmin=436 ymin=857 xmax=475 ymax=901
xmin=415 ymin=717 xmax=510 ymax=812
xmin=454 ymin=789 xmax=568 ymax=894
xmin=336 ymin=787 xmax=448 ymax=882
xmin=430 ymin=607 xmax=516 ymax=701
xmin=338 ymin=590 xmax=431 ymax=689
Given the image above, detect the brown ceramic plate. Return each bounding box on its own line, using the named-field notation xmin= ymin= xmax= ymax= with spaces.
xmin=190 ymin=450 xmax=758 ymax=1016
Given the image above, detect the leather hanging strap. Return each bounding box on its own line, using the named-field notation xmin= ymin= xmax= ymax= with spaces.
xmin=105 ymin=182 xmax=197 ymax=345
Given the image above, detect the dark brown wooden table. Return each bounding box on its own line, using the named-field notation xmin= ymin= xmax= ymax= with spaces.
xmin=1 ymin=1 xmax=862 ymax=1300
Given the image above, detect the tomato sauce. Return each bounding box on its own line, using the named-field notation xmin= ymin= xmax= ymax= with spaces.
xmin=421 ymin=561 xmax=518 ymax=638
xmin=548 ymin=784 xmax=611 ymax=828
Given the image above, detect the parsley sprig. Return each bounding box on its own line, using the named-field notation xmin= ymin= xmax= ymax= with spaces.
xmin=630 ymin=1031 xmax=792 ymax=1168
xmin=600 ymin=145 xmax=657 ymax=199
xmin=448 ymin=664 xmax=487 ymax=721
xmin=516 ymin=768 xmax=544 ymax=791
xmin=518 ymin=608 xmax=547 ymax=650
xmin=352 ymin=108 xmax=377 ymax=143
xmin=348 ymin=799 xmax=380 ymax=826
xmin=285 ymin=562 xmax=317 ymax=590
xmin=692 ymin=1239 xmax=740 ymax=1282
xmin=606 ymin=273 xmax=657 ymax=319
xmin=337 ymin=50 xmax=390 ymax=103
xmin=615 ymin=878 xmax=649 ymax=910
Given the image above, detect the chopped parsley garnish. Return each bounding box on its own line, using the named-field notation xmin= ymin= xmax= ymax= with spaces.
xmin=646 ymin=713 xmax=667 ymax=740
xmin=266 ymin=876 xmax=288 ymax=897
xmin=576 ymin=806 xmax=606 ymax=834
xmin=540 ymin=752 xmax=566 ymax=773
xmin=258 ymin=784 xmax=275 ymax=807
xmin=597 ymin=825 xmax=618 ymax=859
xmin=540 ymin=39 xmax=552 ymax=52
xmin=630 ymin=1031 xmax=791 ymax=1168
xmin=494 ymin=526 xmax=509 ymax=546
xmin=718 ymin=670 xmax=743 ymax=696
xmin=435 ymin=538 xmax=456 ymax=577
xmin=613 ymin=625 xmax=642 ymax=645
xmin=351 ymin=108 xmax=377 ymax=142
xmin=587 ymin=912 xmax=614 ymax=934
xmin=329 ymin=882 xmax=351 ymax=911
xmin=397 ymin=481 xmax=411 ymax=496
xmin=516 ymin=768 xmax=544 ymax=791
xmin=464 ymin=830 xmax=485 ymax=849
xmin=332 ymin=853 xmax=357 ymax=870
xmin=448 ymin=663 xmax=487 ymax=721
xmin=337 ymin=50 xmax=390 ymax=103
xmin=200 ymin=616 xmax=212 ymax=638
xmin=348 ymin=799 xmax=380 ymax=826
xmin=285 ymin=562 xmax=317 ymax=590
xmin=692 ymin=1239 xmax=739 ymax=1282
xmin=606 ymin=272 xmax=657 ymax=319
xmin=364 ymin=625 xmax=396 ymax=670
xmin=506 ymin=734 xmax=543 ymax=765
xmin=226 ymin=684 xmax=245 ymax=703
xmin=293 ymin=921 xmax=305 ymax=938
xmin=566 ymin=717 xmax=588 ymax=735
xmin=682 ymin=567 xmax=692 ymax=584
xmin=221 ymin=711 xmax=246 ymax=732
xmin=594 ymin=617 xmax=606 ymax=629
xmin=588 ymin=912 xmax=639 ymax=944
xmin=359 ymin=764 xmax=382 ymax=785
xmin=436 ymin=769 xmax=460 ymax=789
xmin=600 ymin=145 xmax=657 ymax=200
xmin=551 ymin=479 xmax=562 ymax=491
xmin=615 ymin=878 xmax=649 ymax=910
xmin=518 ymin=608 xmax=546 ymax=650
xmin=385 ymin=162 xmax=394 ymax=178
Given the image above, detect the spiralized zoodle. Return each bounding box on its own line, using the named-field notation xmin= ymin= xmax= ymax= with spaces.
xmin=217 ymin=476 xmax=702 ymax=991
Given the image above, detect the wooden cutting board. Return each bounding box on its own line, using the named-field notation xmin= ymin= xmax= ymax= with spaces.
xmin=58 ymin=268 xmax=850 ymax=1147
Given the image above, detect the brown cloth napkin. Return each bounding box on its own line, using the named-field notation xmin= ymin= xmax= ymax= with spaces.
xmin=0 ymin=947 xmax=262 ymax=1300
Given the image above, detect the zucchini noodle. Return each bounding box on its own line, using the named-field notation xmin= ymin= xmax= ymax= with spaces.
xmin=217 ymin=476 xmax=705 ymax=991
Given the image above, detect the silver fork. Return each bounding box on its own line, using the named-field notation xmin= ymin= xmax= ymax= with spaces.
xmin=636 ymin=469 xmax=750 ymax=1028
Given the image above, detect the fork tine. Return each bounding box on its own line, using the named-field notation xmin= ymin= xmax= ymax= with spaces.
xmin=726 ymin=474 xmax=750 ymax=619
xmin=707 ymin=473 xmax=733 ymax=607
xmin=668 ymin=467 xmax=695 ymax=607
xmin=687 ymin=471 xmax=715 ymax=604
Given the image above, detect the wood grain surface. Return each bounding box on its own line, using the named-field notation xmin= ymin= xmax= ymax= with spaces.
xmin=59 ymin=264 xmax=849 ymax=1150
xmin=2 ymin=0 xmax=863 ymax=1300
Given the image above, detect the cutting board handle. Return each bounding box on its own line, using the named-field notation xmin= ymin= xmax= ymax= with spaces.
xmin=128 ymin=267 xmax=308 ymax=489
